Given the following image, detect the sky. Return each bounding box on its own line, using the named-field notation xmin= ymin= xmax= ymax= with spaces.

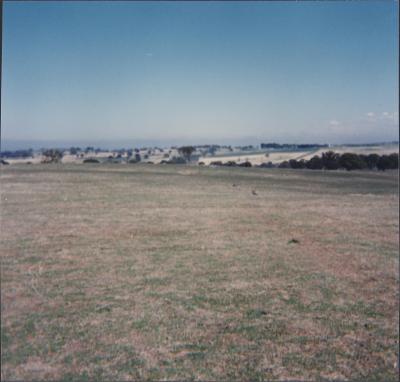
xmin=2 ymin=1 xmax=399 ymax=149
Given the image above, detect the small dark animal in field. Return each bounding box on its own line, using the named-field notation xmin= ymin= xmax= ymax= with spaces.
xmin=288 ymin=238 xmax=300 ymax=244
xmin=232 ymin=183 xmax=237 ymax=187
xmin=252 ymin=190 xmax=257 ymax=195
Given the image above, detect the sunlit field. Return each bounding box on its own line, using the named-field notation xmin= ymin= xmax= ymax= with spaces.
xmin=1 ymin=164 xmax=398 ymax=380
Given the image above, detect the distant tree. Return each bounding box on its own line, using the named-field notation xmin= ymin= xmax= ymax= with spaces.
xmin=377 ymin=153 xmax=399 ymax=171
xmin=306 ymin=156 xmax=323 ymax=170
xmin=178 ymin=146 xmax=195 ymax=162
xmin=0 ymin=149 xmax=33 ymax=159
xmin=259 ymin=162 xmax=275 ymax=168
xmin=83 ymin=158 xmax=100 ymax=163
xmin=388 ymin=153 xmax=399 ymax=169
xmin=338 ymin=153 xmax=367 ymax=171
xmin=42 ymin=149 xmax=63 ymax=163
xmin=321 ymin=151 xmax=340 ymax=170
xmin=364 ymin=153 xmax=380 ymax=170
xmin=167 ymin=157 xmax=187 ymax=164
xmin=70 ymin=147 xmax=79 ymax=155
xmin=135 ymin=153 xmax=141 ymax=162
xmin=239 ymin=161 xmax=252 ymax=167
xmin=279 ymin=161 xmax=291 ymax=168
xmin=289 ymin=159 xmax=306 ymax=169
xmin=224 ymin=161 xmax=237 ymax=167
xmin=377 ymin=155 xmax=391 ymax=171
xmin=85 ymin=146 xmax=94 ymax=153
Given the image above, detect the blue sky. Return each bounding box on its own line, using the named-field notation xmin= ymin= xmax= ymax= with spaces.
xmin=2 ymin=1 xmax=398 ymax=147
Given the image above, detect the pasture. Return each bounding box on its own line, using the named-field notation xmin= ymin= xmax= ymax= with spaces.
xmin=1 ymin=164 xmax=398 ymax=380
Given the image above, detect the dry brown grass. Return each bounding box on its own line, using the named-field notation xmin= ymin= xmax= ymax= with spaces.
xmin=1 ymin=164 xmax=398 ymax=380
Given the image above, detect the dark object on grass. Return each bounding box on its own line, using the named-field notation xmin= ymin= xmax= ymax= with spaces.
xmin=224 ymin=161 xmax=237 ymax=167
xmin=83 ymin=158 xmax=100 ymax=163
xmin=210 ymin=161 xmax=223 ymax=166
xmin=96 ymin=304 xmax=112 ymax=313
xmin=239 ymin=161 xmax=252 ymax=167
xmin=232 ymin=184 xmax=237 ymax=187
xmin=1 ymin=160 xmax=10 ymax=165
xmin=167 ymin=157 xmax=186 ymax=164
xmin=288 ymin=238 xmax=300 ymax=244
xmin=252 ymin=190 xmax=257 ymax=195
xmin=259 ymin=162 xmax=275 ymax=168
xmin=42 ymin=149 xmax=63 ymax=163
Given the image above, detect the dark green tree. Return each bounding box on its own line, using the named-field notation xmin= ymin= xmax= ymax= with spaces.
xmin=42 ymin=149 xmax=63 ymax=163
xmin=338 ymin=153 xmax=367 ymax=171
xmin=321 ymin=151 xmax=340 ymax=170
xmin=178 ymin=146 xmax=195 ymax=162
xmin=306 ymin=156 xmax=323 ymax=170
xmin=365 ymin=153 xmax=380 ymax=169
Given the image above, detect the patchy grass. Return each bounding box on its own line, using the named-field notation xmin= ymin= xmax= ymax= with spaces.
xmin=1 ymin=164 xmax=398 ymax=380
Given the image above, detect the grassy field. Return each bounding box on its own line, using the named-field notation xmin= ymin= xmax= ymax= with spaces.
xmin=1 ymin=164 xmax=398 ymax=381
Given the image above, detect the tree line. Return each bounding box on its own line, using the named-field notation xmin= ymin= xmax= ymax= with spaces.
xmin=278 ymin=151 xmax=398 ymax=171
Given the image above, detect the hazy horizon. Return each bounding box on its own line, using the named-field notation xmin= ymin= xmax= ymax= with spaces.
xmin=2 ymin=137 xmax=399 ymax=152
xmin=2 ymin=1 xmax=399 ymax=146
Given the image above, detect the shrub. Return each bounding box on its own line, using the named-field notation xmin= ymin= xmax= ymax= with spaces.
xmin=322 ymin=151 xmax=340 ymax=170
xmin=377 ymin=153 xmax=398 ymax=171
xmin=339 ymin=153 xmax=367 ymax=171
xmin=279 ymin=161 xmax=290 ymax=168
xmin=239 ymin=161 xmax=252 ymax=167
xmin=288 ymin=159 xmax=306 ymax=169
xmin=210 ymin=161 xmax=223 ymax=166
xmin=42 ymin=149 xmax=63 ymax=163
xmin=388 ymin=153 xmax=399 ymax=169
xmin=167 ymin=157 xmax=187 ymax=164
xmin=306 ymin=156 xmax=323 ymax=170
xmin=224 ymin=161 xmax=237 ymax=167
xmin=259 ymin=162 xmax=275 ymax=168
xmin=365 ymin=153 xmax=380 ymax=170
xmin=83 ymin=158 xmax=100 ymax=163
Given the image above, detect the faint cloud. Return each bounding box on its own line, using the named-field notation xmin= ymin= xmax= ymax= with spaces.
xmin=366 ymin=112 xmax=375 ymax=118
xmin=329 ymin=120 xmax=340 ymax=126
xmin=145 ymin=52 xmax=153 ymax=57
xmin=381 ymin=111 xmax=398 ymax=122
